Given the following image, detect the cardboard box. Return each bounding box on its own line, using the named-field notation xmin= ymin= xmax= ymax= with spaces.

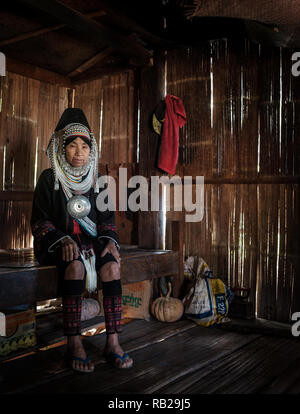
xmin=98 ymin=280 xmax=152 ymax=320
xmin=0 ymin=308 xmax=36 ymax=357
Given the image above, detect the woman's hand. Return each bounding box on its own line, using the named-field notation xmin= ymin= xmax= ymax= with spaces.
xmin=101 ymin=240 xmax=120 ymax=266
xmin=61 ymin=237 xmax=79 ymax=262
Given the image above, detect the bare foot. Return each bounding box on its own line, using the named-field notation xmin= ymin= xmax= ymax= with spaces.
xmin=67 ymin=335 xmax=94 ymax=372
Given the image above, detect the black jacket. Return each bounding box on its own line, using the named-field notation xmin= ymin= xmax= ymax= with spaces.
xmin=31 ymin=168 xmax=119 ymax=264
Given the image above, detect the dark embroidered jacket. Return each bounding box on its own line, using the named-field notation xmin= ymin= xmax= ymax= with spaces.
xmin=31 ymin=168 xmax=119 ymax=264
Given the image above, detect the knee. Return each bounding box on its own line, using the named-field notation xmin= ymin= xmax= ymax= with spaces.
xmin=100 ymin=261 xmax=120 ymax=282
xmin=64 ymin=260 xmax=85 ymax=280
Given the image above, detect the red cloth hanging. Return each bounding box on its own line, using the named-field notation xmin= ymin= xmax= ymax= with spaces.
xmin=157 ymin=94 xmax=186 ymax=175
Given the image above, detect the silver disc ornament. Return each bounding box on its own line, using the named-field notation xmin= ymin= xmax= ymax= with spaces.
xmin=67 ymin=195 xmax=91 ymax=219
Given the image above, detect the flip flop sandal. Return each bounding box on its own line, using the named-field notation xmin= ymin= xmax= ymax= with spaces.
xmin=66 ymin=354 xmax=95 ymax=373
xmin=105 ymin=352 xmax=133 ymax=369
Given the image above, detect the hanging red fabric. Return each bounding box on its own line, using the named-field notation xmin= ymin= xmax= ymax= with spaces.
xmin=157 ymin=94 xmax=186 ymax=175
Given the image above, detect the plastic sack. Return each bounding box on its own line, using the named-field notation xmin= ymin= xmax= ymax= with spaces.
xmin=183 ymin=256 xmax=234 ymax=327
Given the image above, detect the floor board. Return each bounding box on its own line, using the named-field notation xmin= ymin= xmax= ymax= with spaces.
xmin=1 ymin=317 xmax=300 ymax=395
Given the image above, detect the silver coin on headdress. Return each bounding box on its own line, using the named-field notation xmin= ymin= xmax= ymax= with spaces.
xmin=67 ymin=195 xmax=91 ymax=218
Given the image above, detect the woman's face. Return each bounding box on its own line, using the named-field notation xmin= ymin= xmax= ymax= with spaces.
xmin=65 ymin=137 xmax=90 ymax=167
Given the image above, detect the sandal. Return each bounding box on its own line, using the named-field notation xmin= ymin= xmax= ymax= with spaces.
xmin=66 ymin=354 xmax=95 ymax=373
xmin=105 ymin=352 xmax=133 ymax=369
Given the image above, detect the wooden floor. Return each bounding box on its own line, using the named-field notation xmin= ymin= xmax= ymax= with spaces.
xmin=1 ymin=316 xmax=300 ymax=395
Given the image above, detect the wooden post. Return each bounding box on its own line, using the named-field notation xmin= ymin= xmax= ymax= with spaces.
xmin=138 ymin=50 xmax=166 ymax=249
xmin=67 ymin=88 xmax=75 ymax=108
xmin=171 ymin=220 xmax=184 ymax=298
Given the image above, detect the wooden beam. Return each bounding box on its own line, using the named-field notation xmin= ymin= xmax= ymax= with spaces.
xmin=68 ymin=47 xmax=115 ymax=77
xmin=93 ymin=0 xmax=174 ymax=48
xmin=138 ymin=50 xmax=166 ymax=249
xmin=0 ymin=191 xmax=34 ymax=201
xmin=0 ymin=10 xmax=106 ymax=47
xmin=70 ymin=63 xmax=134 ymax=84
xmin=6 ymin=57 xmax=71 ymax=87
xmin=21 ymin=0 xmax=152 ymax=65
xmin=191 ymin=176 xmax=300 ymax=185
xmin=171 ymin=220 xmax=184 ymax=299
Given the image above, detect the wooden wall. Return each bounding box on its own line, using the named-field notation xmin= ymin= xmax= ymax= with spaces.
xmin=0 ymin=72 xmax=68 ymax=250
xmin=74 ymin=72 xmax=138 ymax=245
xmin=166 ymin=39 xmax=300 ymax=322
xmin=0 ymin=70 xmax=137 ymax=250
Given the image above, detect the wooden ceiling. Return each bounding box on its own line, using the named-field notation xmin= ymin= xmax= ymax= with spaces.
xmin=0 ymin=0 xmax=298 ymax=86
xmin=0 ymin=0 xmax=176 ymax=85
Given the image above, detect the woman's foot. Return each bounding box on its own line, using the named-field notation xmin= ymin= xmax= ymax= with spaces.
xmin=104 ymin=333 xmax=133 ymax=369
xmin=67 ymin=335 xmax=94 ymax=373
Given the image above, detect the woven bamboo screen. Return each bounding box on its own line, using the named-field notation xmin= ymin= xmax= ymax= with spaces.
xmin=0 ymin=70 xmax=136 ymax=249
xmin=166 ymin=38 xmax=300 ymax=322
xmin=74 ymin=71 xmax=136 ymax=165
xmin=0 ymin=72 xmax=68 ymax=250
xmin=74 ymin=72 xmax=137 ymax=245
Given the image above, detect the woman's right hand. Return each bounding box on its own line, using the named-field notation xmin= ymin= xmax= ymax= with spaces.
xmin=61 ymin=237 xmax=79 ymax=262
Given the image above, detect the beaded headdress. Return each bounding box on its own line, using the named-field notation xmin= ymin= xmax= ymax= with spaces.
xmin=46 ymin=108 xmax=99 ymax=194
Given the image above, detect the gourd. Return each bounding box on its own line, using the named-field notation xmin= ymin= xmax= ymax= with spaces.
xmin=81 ymin=298 xmax=100 ymax=321
xmin=151 ymin=282 xmax=184 ymax=322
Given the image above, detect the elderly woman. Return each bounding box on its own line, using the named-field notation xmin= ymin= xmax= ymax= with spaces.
xmin=31 ymin=108 xmax=133 ymax=372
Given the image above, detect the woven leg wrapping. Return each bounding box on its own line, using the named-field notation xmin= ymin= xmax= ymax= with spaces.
xmin=103 ymin=295 xmax=123 ymax=334
xmin=102 ymin=280 xmax=122 ymax=335
xmin=62 ymin=279 xmax=84 ymax=336
xmin=62 ymin=295 xmax=82 ymax=336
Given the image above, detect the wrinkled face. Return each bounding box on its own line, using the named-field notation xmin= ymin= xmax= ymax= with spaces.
xmin=65 ymin=137 xmax=90 ymax=167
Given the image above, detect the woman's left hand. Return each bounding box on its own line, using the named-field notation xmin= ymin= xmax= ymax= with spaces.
xmin=101 ymin=240 xmax=121 ymax=266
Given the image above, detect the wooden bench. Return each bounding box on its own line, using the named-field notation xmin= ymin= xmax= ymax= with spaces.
xmin=0 ymin=246 xmax=179 ymax=308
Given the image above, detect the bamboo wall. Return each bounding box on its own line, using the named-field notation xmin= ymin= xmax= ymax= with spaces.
xmin=166 ymin=39 xmax=300 ymax=322
xmin=0 ymin=70 xmax=137 ymax=250
xmin=74 ymin=72 xmax=136 ymax=164
xmin=74 ymin=72 xmax=138 ymax=245
xmin=0 ymin=72 xmax=68 ymax=250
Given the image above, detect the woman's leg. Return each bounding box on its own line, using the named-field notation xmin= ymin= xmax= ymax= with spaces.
xmin=63 ymin=260 xmax=94 ymax=372
xmin=99 ymin=261 xmax=133 ymax=368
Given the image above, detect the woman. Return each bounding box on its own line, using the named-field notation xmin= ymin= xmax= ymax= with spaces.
xmin=31 ymin=108 xmax=133 ymax=372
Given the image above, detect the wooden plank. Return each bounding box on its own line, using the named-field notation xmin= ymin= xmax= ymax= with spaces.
xmin=6 ymin=58 xmax=71 ymax=87
xmin=198 ymin=336 xmax=300 ymax=394
xmin=2 ymin=316 xmax=299 ymax=395
xmin=68 ymin=47 xmax=115 ymax=78
xmin=70 ymin=63 xmax=134 ymax=84
xmin=0 ymin=318 xmax=195 ymax=394
xmin=0 ymin=191 xmax=33 ymax=201
xmin=17 ymin=323 xmax=259 ymax=394
xmin=261 ymin=357 xmax=300 ymax=394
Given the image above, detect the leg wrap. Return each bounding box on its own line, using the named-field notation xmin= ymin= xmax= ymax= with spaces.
xmin=62 ymin=279 xmax=85 ymax=336
xmin=102 ymin=279 xmax=122 ymax=335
